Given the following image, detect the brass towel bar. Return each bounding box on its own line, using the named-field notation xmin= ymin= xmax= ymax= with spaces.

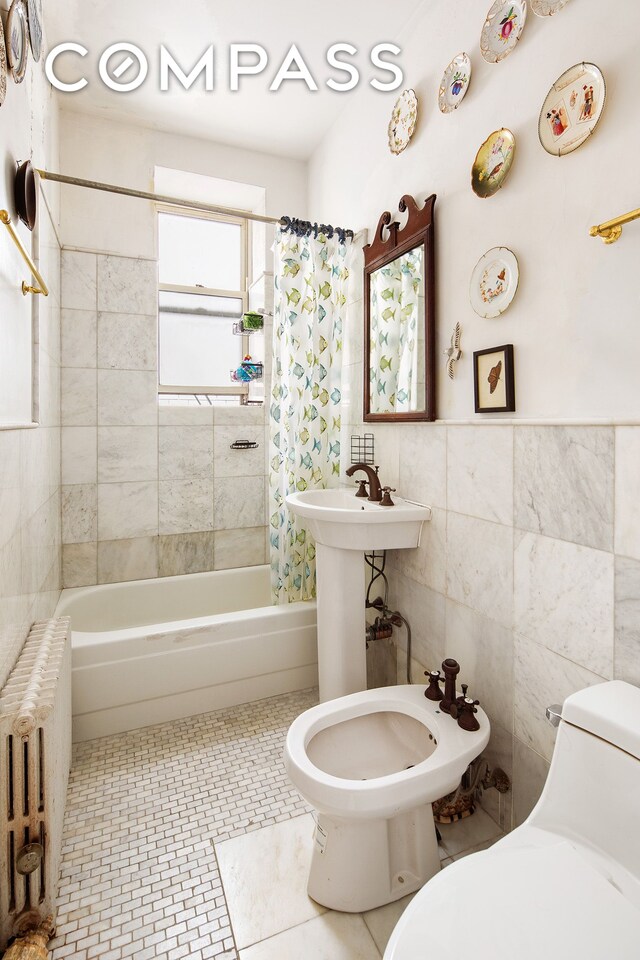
xmin=590 ymin=207 xmax=640 ymax=245
xmin=0 ymin=210 xmax=49 ymax=296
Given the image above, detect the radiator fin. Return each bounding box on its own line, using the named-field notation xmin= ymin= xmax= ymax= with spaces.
xmin=0 ymin=617 xmax=71 ymax=948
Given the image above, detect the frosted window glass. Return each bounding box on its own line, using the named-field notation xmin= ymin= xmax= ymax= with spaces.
xmin=158 ymin=213 xmax=242 ymax=290
xmin=158 ymin=291 xmax=243 ymax=387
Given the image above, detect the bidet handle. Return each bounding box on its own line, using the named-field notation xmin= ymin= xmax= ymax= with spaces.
xmin=546 ymin=704 xmax=563 ymax=728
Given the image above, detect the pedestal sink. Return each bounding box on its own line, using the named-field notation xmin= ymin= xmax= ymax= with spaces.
xmin=286 ymin=488 xmax=431 ymax=702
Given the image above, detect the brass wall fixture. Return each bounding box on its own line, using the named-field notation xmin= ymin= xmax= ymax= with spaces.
xmin=590 ymin=206 xmax=640 ymax=245
xmin=0 ymin=210 xmax=49 ymax=296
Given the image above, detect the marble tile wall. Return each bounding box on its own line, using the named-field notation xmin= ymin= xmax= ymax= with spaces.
xmin=60 ymin=250 xmax=269 ymax=587
xmin=0 ymin=203 xmax=62 ymax=689
xmin=362 ymin=421 xmax=640 ymax=832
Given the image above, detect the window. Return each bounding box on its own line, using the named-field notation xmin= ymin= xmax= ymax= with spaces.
xmin=157 ymin=208 xmax=249 ymax=400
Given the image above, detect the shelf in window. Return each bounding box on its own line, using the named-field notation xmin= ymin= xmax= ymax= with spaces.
xmin=233 ymin=318 xmax=264 ymax=336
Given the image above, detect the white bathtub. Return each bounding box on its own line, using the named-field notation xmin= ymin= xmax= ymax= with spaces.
xmin=55 ymin=565 xmax=318 ymax=742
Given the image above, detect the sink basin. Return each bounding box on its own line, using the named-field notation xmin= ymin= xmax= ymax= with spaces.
xmin=286 ymin=489 xmax=431 ymax=551
xmin=286 ymin=487 xmax=432 ymax=701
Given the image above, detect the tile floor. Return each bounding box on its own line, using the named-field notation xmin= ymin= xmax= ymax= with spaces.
xmin=51 ymin=689 xmax=503 ymax=960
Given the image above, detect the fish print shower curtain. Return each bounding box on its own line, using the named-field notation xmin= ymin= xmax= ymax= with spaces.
xmin=269 ymin=226 xmax=353 ymax=603
xmin=369 ymin=247 xmax=423 ymax=413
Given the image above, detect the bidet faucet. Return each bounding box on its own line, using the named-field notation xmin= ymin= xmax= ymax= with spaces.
xmin=346 ymin=462 xmax=383 ymax=502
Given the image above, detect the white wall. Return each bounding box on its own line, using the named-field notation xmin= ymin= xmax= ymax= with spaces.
xmin=0 ymin=1 xmax=61 ymax=688
xmin=58 ymin=109 xmax=307 ymax=263
xmin=309 ymin=0 xmax=640 ymax=421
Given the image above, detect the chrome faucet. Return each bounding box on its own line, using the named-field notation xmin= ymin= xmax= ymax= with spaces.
xmin=346 ymin=462 xmax=383 ymax=502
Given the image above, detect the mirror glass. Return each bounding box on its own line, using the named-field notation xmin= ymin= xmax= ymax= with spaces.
xmin=368 ymin=244 xmax=425 ymax=415
xmin=364 ymin=194 xmax=436 ymax=422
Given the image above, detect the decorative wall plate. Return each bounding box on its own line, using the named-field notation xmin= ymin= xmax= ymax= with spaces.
xmin=539 ymin=62 xmax=606 ymax=157
xmin=481 ymin=0 xmax=527 ymax=64
xmin=470 ymin=247 xmax=519 ymax=318
xmin=0 ymin=17 xmax=7 ymax=106
xmin=471 ymin=128 xmax=516 ymax=198
xmin=27 ymin=0 xmax=43 ymax=62
xmin=6 ymin=0 xmax=29 ymax=84
xmin=531 ymin=0 xmax=569 ymax=15
xmin=438 ymin=53 xmax=472 ymax=114
xmin=388 ymin=89 xmax=418 ymax=156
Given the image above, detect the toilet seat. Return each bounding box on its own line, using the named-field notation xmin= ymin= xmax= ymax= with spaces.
xmin=385 ymin=834 xmax=640 ymax=960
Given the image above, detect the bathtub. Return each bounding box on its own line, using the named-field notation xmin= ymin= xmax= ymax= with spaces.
xmin=55 ymin=565 xmax=318 ymax=742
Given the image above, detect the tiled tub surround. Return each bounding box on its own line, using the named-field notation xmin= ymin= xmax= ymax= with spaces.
xmin=50 ymin=689 xmax=503 ymax=960
xmin=60 ymin=250 xmax=269 ymax=587
xmin=360 ymin=422 xmax=640 ymax=832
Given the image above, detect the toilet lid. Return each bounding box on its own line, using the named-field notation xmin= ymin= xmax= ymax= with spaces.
xmin=385 ymin=841 xmax=640 ymax=960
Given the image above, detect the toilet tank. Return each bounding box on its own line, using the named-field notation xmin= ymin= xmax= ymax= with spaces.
xmin=528 ymin=681 xmax=640 ymax=882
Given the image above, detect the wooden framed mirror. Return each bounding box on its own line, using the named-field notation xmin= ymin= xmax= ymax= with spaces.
xmin=363 ymin=194 xmax=436 ymax=422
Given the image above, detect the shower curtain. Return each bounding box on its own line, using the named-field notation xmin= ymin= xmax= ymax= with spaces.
xmin=369 ymin=246 xmax=423 ymax=413
xmin=269 ymin=224 xmax=354 ymax=604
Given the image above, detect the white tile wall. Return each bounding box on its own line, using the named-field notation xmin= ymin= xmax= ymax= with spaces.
xmin=365 ymin=420 xmax=640 ymax=830
xmin=60 ymin=250 xmax=270 ymax=587
xmin=0 ymin=200 xmax=62 ymax=688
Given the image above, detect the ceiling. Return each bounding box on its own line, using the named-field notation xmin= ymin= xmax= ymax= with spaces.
xmin=45 ymin=0 xmax=427 ymax=160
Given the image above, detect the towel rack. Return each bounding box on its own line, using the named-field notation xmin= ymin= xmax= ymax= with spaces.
xmin=0 ymin=210 xmax=49 ymax=296
xmin=590 ymin=206 xmax=640 ymax=245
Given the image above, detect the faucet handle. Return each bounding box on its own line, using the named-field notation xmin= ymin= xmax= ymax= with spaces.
xmin=354 ymin=479 xmax=369 ymax=498
xmin=424 ymin=669 xmax=443 ymax=701
xmin=457 ymin=698 xmax=481 ymax=732
xmin=380 ymin=486 xmax=396 ymax=507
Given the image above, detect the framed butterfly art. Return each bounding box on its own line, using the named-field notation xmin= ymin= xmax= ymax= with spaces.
xmin=473 ymin=344 xmax=515 ymax=413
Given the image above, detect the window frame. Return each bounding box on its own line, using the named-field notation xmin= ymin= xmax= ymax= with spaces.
xmin=156 ymin=204 xmax=250 ymax=398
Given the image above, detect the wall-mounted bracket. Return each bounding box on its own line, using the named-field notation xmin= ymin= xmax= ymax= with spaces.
xmin=590 ymin=207 xmax=640 ymax=245
xmin=0 ymin=210 xmax=49 ymax=296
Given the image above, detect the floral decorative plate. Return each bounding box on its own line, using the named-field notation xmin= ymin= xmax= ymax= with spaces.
xmin=7 ymin=0 xmax=29 ymax=84
xmin=481 ymin=0 xmax=527 ymax=64
xmin=27 ymin=0 xmax=43 ymax=62
xmin=470 ymin=247 xmax=519 ymax=319
xmin=438 ymin=52 xmax=472 ymax=114
xmin=531 ymin=0 xmax=569 ymax=15
xmin=0 ymin=17 xmax=7 ymax=106
xmin=539 ymin=62 xmax=606 ymax=157
xmin=471 ymin=128 xmax=516 ymax=198
xmin=388 ymin=89 xmax=418 ymax=156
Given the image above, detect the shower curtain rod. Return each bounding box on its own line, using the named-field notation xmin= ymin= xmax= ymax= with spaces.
xmin=36 ymin=169 xmax=283 ymax=226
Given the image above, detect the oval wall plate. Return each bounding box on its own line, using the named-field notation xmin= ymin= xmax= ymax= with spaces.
xmin=27 ymin=0 xmax=43 ymax=62
xmin=6 ymin=0 xmax=29 ymax=84
xmin=531 ymin=0 xmax=569 ymax=15
xmin=470 ymin=247 xmax=520 ymax=319
xmin=539 ymin=62 xmax=606 ymax=157
xmin=0 ymin=17 xmax=7 ymax=106
xmin=481 ymin=0 xmax=527 ymax=64
xmin=438 ymin=53 xmax=472 ymax=114
xmin=471 ymin=128 xmax=516 ymax=198
xmin=388 ymin=89 xmax=418 ymax=156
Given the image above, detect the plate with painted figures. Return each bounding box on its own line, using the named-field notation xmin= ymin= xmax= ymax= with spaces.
xmin=539 ymin=62 xmax=606 ymax=156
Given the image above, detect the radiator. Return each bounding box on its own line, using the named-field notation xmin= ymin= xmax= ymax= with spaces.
xmin=0 ymin=617 xmax=72 ymax=949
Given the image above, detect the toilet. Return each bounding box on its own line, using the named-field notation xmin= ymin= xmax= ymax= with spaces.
xmin=284 ymin=684 xmax=489 ymax=912
xmin=385 ymin=680 xmax=640 ymax=960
